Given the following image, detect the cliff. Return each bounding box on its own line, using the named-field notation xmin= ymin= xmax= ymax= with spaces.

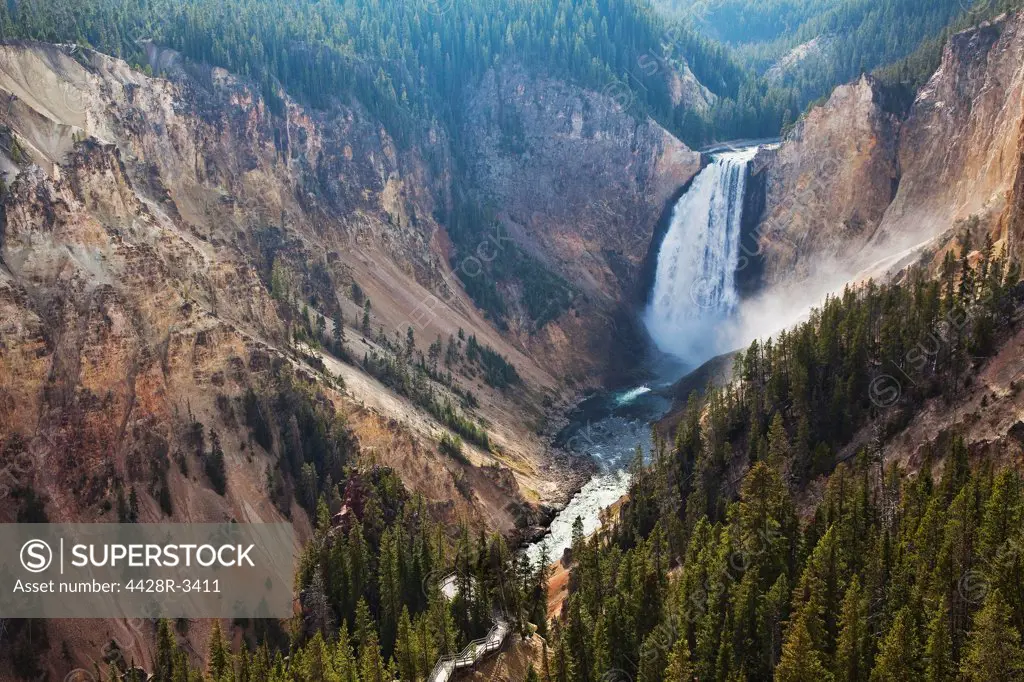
xmin=0 ymin=39 xmax=700 ymax=677
xmin=0 ymin=39 xmax=698 ymax=529
xmin=754 ymin=12 xmax=1024 ymax=290
xmin=754 ymin=75 xmax=900 ymax=285
xmin=877 ymin=14 xmax=1024 ymax=258
xmin=462 ymin=65 xmax=701 ymax=382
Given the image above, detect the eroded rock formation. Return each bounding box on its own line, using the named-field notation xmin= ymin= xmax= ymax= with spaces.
xmin=754 ymin=12 xmax=1024 ymax=289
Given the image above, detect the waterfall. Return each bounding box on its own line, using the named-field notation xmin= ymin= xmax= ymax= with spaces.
xmin=644 ymin=147 xmax=758 ymax=366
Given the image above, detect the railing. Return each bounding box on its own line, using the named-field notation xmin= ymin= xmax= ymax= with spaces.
xmin=426 ymin=573 xmax=510 ymax=682
xmin=427 ymin=618 xmax=508 ymax=682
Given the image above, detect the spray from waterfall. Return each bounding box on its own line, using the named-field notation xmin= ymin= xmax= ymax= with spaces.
xmin=644 ymin=147 xmax=758 ymax=366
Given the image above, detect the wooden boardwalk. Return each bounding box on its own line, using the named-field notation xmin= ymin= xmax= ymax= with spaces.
xmin=426 ymin=574 xmax=509 ymax=682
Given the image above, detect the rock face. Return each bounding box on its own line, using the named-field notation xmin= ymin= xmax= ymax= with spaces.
xmin=0 ymin=41 xmax=697 ymax=533
xmin=765 ymin=35 xmax=838 ymax=86
xmin=0 ymin=43 xmax=503 ymax=536
xmin=466 ymin=66 xmax=699 ymax=304
xmin=1009 ymin=116 xmax=1024 ymax=263
xmin=754 ymin=75 xmax=900 ymax=285
xmin=878 ymin=14 xmax=1024 ymax=255
xmin=0 ymin=40 xmax=698 ymax=675
xmin=462 ymin=65 xmax=701 ymax=380
xmin=754 ymin=12 xmax=1024 ymax=290
xmin=670 ymin=61 xmax=718 ymax=115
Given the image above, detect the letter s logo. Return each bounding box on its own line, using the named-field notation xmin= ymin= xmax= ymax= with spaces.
xmin=21 ymin=539 xmax=53 ymax=573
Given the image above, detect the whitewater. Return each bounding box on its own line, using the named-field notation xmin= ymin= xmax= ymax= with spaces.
xmin=525 ymin=146 xmax=759 ymax=564
xmin=644 ymin=147 xmax=757 ymax=365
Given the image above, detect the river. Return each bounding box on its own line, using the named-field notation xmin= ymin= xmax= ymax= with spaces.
xmin=525 ymin=145 xmax=761 ymax=564
xmin=525 ymin=384 xmax=673 ymax=564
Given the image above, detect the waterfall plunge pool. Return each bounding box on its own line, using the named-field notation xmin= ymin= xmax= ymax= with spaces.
xmin=524 ymin=144 xmax=761 ymax=565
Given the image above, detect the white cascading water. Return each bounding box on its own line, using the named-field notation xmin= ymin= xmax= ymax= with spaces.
xmin=526 ymin=147 xmax=761 ymax=566
xmin=645 ymin=147 xmax=758 ymax=365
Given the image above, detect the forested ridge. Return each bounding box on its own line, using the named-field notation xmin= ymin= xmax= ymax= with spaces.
xmin=542 ymin=236 xmax=1024 ymax=680
xmin=659 ymin=0 xmax=1024 ymax=123
xmin=681 ymin=0 xmax=969 ymax=65
xmin=2 ymin=0 xmax=1011 ymax=154
xmin=0 ymin=0 xmax=757 ymax=146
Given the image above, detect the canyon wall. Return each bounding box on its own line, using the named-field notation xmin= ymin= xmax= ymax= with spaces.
xmin=465 ymin=65 xmax=700 ymax=305
xmin=754 ymin=74 xmax=900 ymax=285
xmin=754 ymin=11 xmax=1024 ymax=290
xmin=876 ymin=13 xmax=1024 ymax=258
xmin=0 ymin=41 xmax=697 ymax=532
xmin=0 ymin=40 xmax=699 ymax=677
xmin=462 ymin=65 xmax=701 ymax=381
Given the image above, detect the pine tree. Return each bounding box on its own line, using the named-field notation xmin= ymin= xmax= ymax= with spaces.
xmin=870 ymin=607 xmax=921 ymax=681
xmin=959 ymin=233 xmax=974 ymax=301
xmin=550 ymin=631 xmax=577 ymax=682
xmin=296 ymin=632 xmax=330 ymax=680
xmin=394 ymin=606 xmax=417 ymax=682
xmin=333 ymin=622 xmax=359 ymax=682
xmin=979 ymin=470 xmax=1021 ymax=561
xmin=757 ymin=573 xmax=790 ymax=674
xmin=236 ymin=645 xmax=251 ymax=682
xmin=333 ymin=307 xmax=345 ymax=348
xmin=924 ymin=598 xmax=955 ymax=682
xmin=207 ymin=620 xmax=229 ymax=681
xmin=377 ymin=526 xmax=402 ymax=655
xmin=542 ymin=638 xmax=552 ymax=682
xmin=154 ymin=619 xmax=177 ymax=682
xmin=776 ymin=613 xmax=833 ymax=682
xmin=766 ymin=412 xmax=790 ymax=470
xmin=736 ymin=461 xmax=795 ymax=589
xmin=206 ymin=428 xmax=227 ymax=495
xmin=356 ymin=599 xmax=388 ymax=682
xmin=790 ymin=525 xmax=843 ymax=663
xmin=347 ymin=520 xmax=369 ymax=614
xmin=428 ymin=582 xmax=457 ymax=659
xmin=664 ymin=635 xmax=695 ymax=681
xmin=940 ymin=436 xmax=970 ymax=501
xmin=405 ymin=326 xmax=415 ymax=360
xmin=637 ymin=628 xmax=668 ymax=682
xmin=306 ymin=566 xmax=334 ymax=636
xmin=591 ymin=613 xmax=612 ymax=682
xmin=835 ymin=577 xmax=868 ymax=682
xmin=960 ymin=590 xmax=1024 ymax=682
xmin=792 ymin=413 xmax=813 ymax=484
xmin=533 ymin=546 xmax=552 ymax=638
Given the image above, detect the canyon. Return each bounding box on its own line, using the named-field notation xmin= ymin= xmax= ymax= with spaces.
xmin=0 ymin=39 xmax=697 ymax=527
xmin=1 ymin=6 xmax=1024 ymax=679
xmin=0 ymin=37 xmax=702 ymax=674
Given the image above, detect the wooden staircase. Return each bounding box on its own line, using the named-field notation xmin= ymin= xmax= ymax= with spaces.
xmin=426 ymin=574 xmax=510 ymax=682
